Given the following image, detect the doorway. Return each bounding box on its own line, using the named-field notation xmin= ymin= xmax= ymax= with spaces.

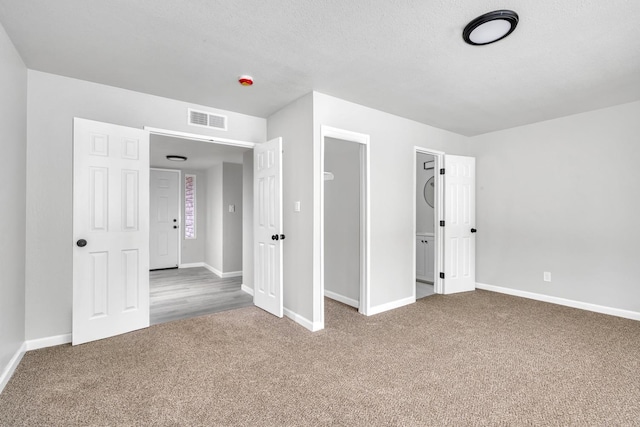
xmin=318 ymin=126 xmax=370 ymax=328
xmin=148 ymin=133 xmax=254 ymax=324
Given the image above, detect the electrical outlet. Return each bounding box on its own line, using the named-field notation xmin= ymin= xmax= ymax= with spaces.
xmin=543 ymin=272 xmax=551 ymax=282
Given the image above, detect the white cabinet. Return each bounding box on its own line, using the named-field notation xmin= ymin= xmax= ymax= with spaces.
xmin=416 ymin=234 xmax=434 ymax=282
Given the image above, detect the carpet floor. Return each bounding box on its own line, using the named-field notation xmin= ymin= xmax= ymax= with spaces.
xmin=1 ymin=290 xmax=639 ymax=426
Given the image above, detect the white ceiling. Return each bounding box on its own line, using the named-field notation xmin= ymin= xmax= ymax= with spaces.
xmin=150 ymin=134 xmax=248 ymax=170
xmin=1 ymin=0 xmax=639 ymax=136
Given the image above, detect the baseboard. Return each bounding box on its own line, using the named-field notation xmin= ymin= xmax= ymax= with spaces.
xmin=241 ymin=284 xmax=254 ymax=296
xmin=25 ymin=333 xmax=72 ymax=351
xmin=283 ymin=308 xmax=323 ymax=332
xmin=324 ymin=290 xmax=359 ymax=308
xmin=0 ymin=342 xmax=26 ymax=394
xmin=476 ymin=283 xmax=640 ymax=321
xmin=368 ymin=296 xmax=416 ymax=316
xmin=203 ymin=264 xmax=243 ymax=278
xmin=179 ymin=262 xmax=204 ymax=268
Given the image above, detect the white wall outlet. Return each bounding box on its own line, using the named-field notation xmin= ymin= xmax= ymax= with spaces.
xmin=294 ymin=201 xmax=301 ymax=212
xmin=543 ymin=272 xmax=551 ymax=282
xmin=228 ymin=204 xmax=235 ymax=213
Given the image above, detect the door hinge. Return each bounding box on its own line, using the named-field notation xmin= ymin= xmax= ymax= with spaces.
xmin=440 ymin=168 xmax=445 ymax=175
xmin=440 ymin=220 xmax=445 ymax=227
xmin=439 ymin=272 xmax=445 ymax=279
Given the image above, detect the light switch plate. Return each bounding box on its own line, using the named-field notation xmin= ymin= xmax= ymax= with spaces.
xmin=229 ymin=204 xmax=235 ymax=213
xmin=294 ymin=201 xmax=301 ymax=212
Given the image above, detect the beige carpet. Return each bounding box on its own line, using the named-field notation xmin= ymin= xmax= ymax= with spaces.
xmin=1 ymin=290 xmax=639 ymax=426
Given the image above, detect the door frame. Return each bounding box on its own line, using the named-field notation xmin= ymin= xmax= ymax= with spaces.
xmin=317 ymin=125 xmax=371 ymax=328
xmin=413 ymin=147 xmax=445 ymax=295
xmin=150 ymin=167 xmax=182 ymax=268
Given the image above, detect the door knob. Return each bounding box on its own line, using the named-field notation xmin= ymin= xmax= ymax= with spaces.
xmin=471 ymin=228 xmax=477 ymax=233
xmin=76 ymin=239 xmax=87 ymax=247
xmin=280 ymin=234 xmax=285 ymax=240
xmin=271 ymin=234 xmax=279 ymax=241
xmin=173 ymin=219 xmax=177 ymax=222
xmin=173 ymin=225 xmax=178 ymax=229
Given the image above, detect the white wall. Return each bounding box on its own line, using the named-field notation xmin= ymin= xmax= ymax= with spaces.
xmin=205 ymin=165 xmax=223 ymax=271
xmin=467 ymin=101 xmax=640 ymax=313
xmin=180 ymin=169 xmax=206 ymax=265
xmin=222 ymin=163 xmax=243 ymax=273
xmin=267 ymin=93 xmax=315 ymax=323
xmin=313 ymin=92 xmax=468 ymax=317
xmin=0 ymin=22 xmax=27 ymax=385
xmin=324 ymin=138 xmax=361 ymax=304
xmin=25 ymin=70 xmax=266 ymax=340
xmin=242 ymin=151 xmax=254 ymax=290
xmin=416 ymin=153 xmax=435 ymax=233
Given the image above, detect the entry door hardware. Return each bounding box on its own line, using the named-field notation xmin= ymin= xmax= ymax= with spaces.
xmin=76 ymin=239 xmax=87 ymax=247
xmin=470 ymin=228 xmax=477 ymax=233
xmin=439 ymin=272 xmax=445 ymax=279
xmin=271 ymin=234 xmax=286 ymax=241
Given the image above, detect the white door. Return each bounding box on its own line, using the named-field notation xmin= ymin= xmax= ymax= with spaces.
xmin=73 ymin=118 xmax=150 ymax=345
xmin=150 ymin=169 xmax=179 ymax=270
xmin=254 ymin=137 xmax=283 ymax=317
xmin=416 ymin=236 xmax=428 ymax=281
xmin=443 ymin=155 xmax=476 ymax=294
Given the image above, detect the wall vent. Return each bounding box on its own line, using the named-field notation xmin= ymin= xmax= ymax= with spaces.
xmin=188 ymin=108 xmax=228 ymax=131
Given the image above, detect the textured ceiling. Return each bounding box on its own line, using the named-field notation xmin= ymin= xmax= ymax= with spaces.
xmin=150 ymin=134 xmax=248 ymax=170
xmin=1 ymin=0 xmax=639 ymax=136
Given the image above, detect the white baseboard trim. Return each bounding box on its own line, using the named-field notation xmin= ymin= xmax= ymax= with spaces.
xmin=179 ymin=262 xmax=204 ymax=268
xmin=368 ymin=296 xmax=416 ymax=316
xmin=283 ymin=308 xmax=324 ymax=332
xmin=25 ymin=333 xmax=72 ymax=351
xmin=203 ymin=264 xmax=243 ymax=278
xmin=324 ymin=290 xmax=359 ymax=309
xmin=241 ymin=284 xmax=254 ymax=296
xmin=476 ymin=283 xmax=640 ymax=321
xmin=0 ymin=342 xmax=26 ymax=394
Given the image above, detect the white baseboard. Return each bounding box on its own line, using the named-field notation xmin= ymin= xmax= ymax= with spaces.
xmin=179 ymin=262 xmax=204 ymax=268
xmin=0 ymin=342 xmax=26 ymax=394
xmin=283 ymin=308 xmax=324 ymax=332
xmin=368 ymin=296 xmax=416 ymax=316
xmin=324 ymin=290 xmax=359 ymax=309
xmin=203 ymin=264 xmax=243 ymax=278
xmin=476 ymin=283 xmax=640 ymax=321
xmin=241 ymin=284 xmax=254 ymax=296
xmin=25 ymin=333 xmax=72 ymax=351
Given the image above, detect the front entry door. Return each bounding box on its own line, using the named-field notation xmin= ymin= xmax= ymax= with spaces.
xmin=72 ymin=118 xmax=150 ymax=345
xmin=150 ymin=169 xmax=179 ymax=270
xmin=254 ymin=137 xmax=283 ymax=317
xmin=443 ymin=155 xmax=476 ymax=294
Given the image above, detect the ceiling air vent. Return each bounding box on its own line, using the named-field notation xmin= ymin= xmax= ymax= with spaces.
xmin=188 ymin=108 xmax=228 ymax=131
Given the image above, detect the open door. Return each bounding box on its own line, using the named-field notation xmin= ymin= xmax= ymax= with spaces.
xmin=253 ymin=137 xmax=283 ymax=317
xmin=73 ymin=118 xmax=150 ymax=345
xmin=443 ymin=155 xmax=476 ymax=294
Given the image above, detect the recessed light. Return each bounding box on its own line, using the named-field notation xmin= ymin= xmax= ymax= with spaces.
xmin=463 ymin=10 xmax=519 ymax=46
xmin=166 ymin=155 xmax=187 ymax=162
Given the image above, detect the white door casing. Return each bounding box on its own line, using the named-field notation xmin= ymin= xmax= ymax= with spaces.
xmin=443 ymin=155 xmax=476 ymax=294
xmin=73 ymin=118 xmax=150 ymax=345
xmin=150 ymin=169 xmax=179 ymax=270
xmin=253 ymin=137 xmax=283 ymax=317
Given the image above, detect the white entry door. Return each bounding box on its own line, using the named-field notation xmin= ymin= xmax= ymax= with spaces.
xmin=73 ymin=118 xmax=150 ymax=345
xmin=150 ymin=169 xmax=179 ymax=270
xmin=254 ymin=137 xmax=283 ymax=317
xmin=443 ymin=155 xmax=476 ymax=294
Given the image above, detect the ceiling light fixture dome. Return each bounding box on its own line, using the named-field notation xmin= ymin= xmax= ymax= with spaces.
xmin=463 ymin=10 xmax=519 ymax=46
xmin=166 ymin=155 xmax=187 ymax=162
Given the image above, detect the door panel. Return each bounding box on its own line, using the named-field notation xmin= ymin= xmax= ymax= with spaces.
xmin=254 ymin=137 xmax=283 ymax=317
xmin=149 ymin=169 xmax=179 ymax=269
xmin=443 ymin=155 xmax=476 ymax=294
xmin=73 ymin=118 xmax=149 ymax=345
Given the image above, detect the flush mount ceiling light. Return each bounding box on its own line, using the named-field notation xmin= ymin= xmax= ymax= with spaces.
xmin=166 ymin=155 xmax=187 ymax=162
xmin=463 ymin=10 xmax=519 ymax=46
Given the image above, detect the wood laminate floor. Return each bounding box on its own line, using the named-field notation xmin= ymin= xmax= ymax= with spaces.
xmin=149 ymin=267 xmax=253 ymax=325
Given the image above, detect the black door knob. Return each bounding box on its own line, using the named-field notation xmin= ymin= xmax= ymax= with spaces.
xmin=271 ymin=234 xmax=279 ymax=241
xmin=471 ymin=228 xmax=477 ymax=233
xmin=173 ymin=225 xmax=178 ymax=229
xmin=280 ymin=234 xmax=285 ymax=240
xmin=76 ymin=239 xmax=87 ymax=247
xmin=173 ymin=219 xmax=177 ymax=222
